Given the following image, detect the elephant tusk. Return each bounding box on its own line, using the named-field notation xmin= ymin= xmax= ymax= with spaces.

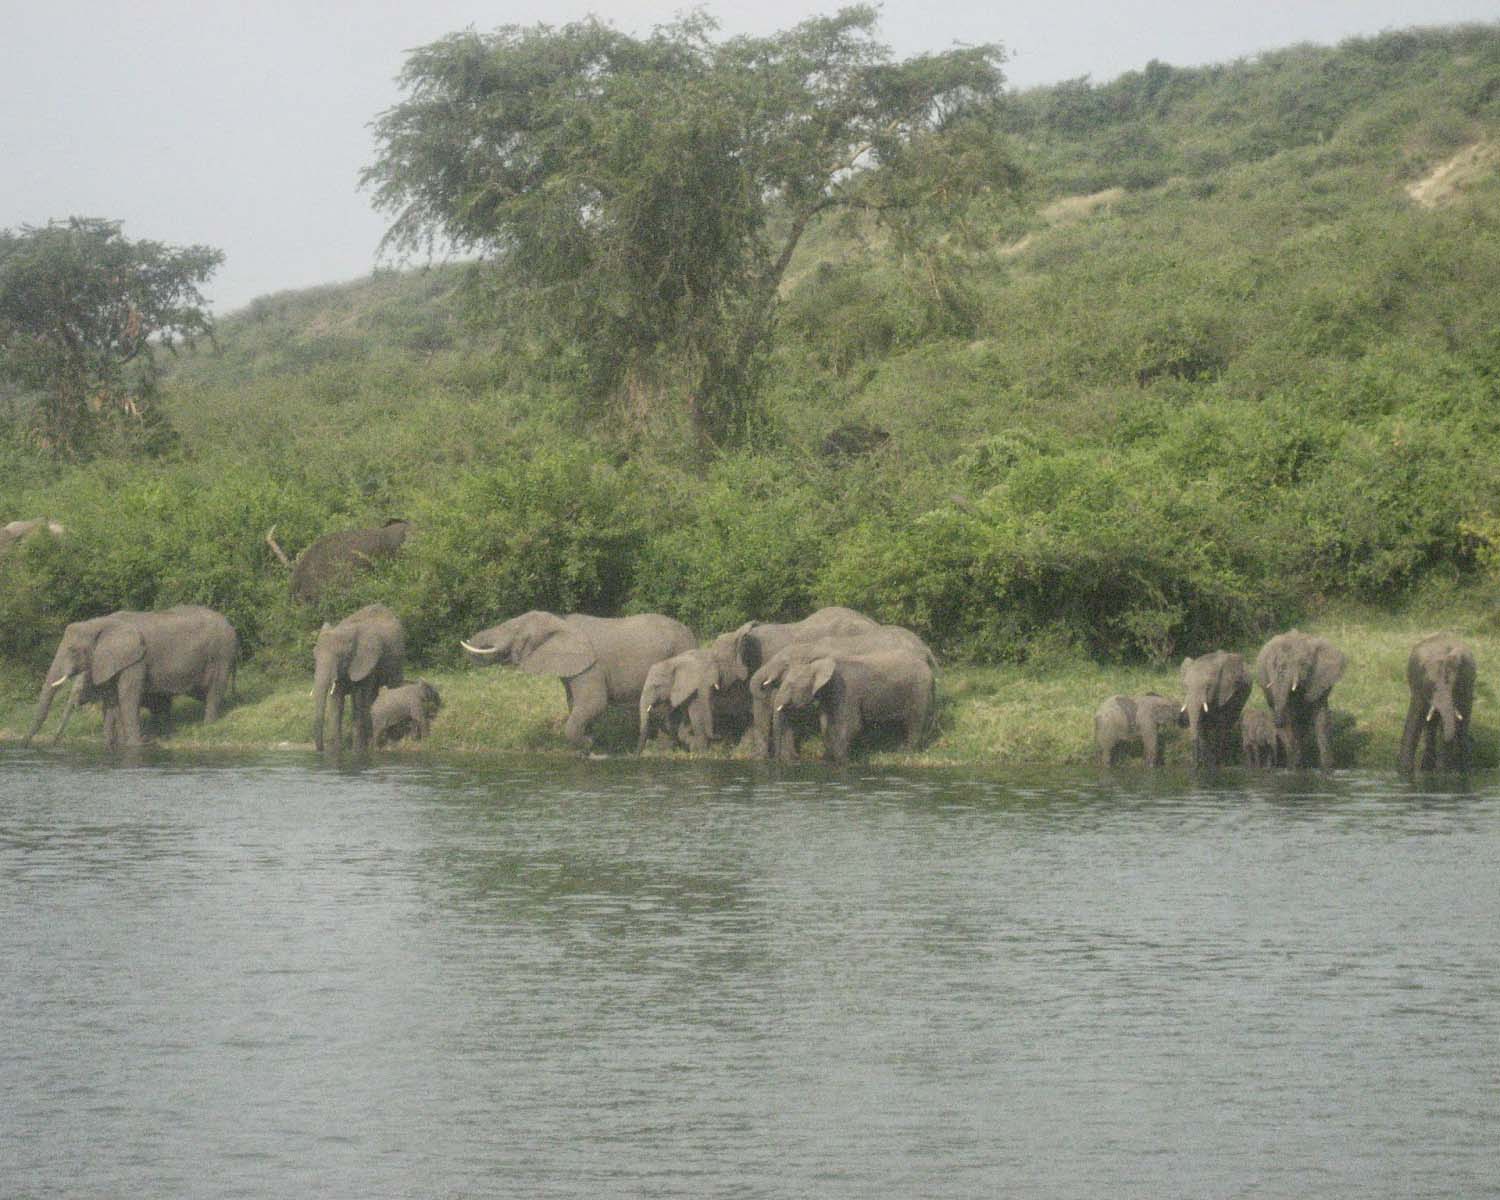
xmin=1180 ymin=704 xmax=1187 ymax=715
xmin=1457 ymin=712 xmax=1465 ymax=722
xmin=1203 ymin=701 xmax=1209 ymax=713
xmin=49 ymin=674 xmax=71 ymax=690
xmin=461 ymin=640 xmax=500 ymax=656
xmin=1428 ymin=705 xmax=1438 ymax=722
xmin=1291 ymin=681 xmax=1298 ymax=692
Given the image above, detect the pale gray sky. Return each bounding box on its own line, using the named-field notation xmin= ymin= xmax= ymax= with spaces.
xmin=5 ymin=0 xmax=1498 ymax=312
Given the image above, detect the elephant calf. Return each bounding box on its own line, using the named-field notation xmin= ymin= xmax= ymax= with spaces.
xmin=1093 ymin=693 xmax=1183 ymax=767
xmin=637 ymin=648 xmax=748 ymax=753
xmin=1240 ymin=708 xmax=1279 ymax=768
xmin=372 ymin=680 xmax=443 ymax=747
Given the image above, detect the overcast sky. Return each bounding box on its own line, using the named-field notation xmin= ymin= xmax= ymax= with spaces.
xmin=6 ymin=0 xmax=1498 ymax=313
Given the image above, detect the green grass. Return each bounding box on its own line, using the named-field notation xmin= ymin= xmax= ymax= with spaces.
xmin=5 ymin=596 xmax=1496 ymax=770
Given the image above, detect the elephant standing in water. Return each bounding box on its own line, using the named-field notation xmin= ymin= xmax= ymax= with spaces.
xmin=1093 ymin=693 xmax=1182 ymax=767
xmin=637 ymin=648 xmax=749 ymax=753
xmin=1399 ymin=634 xmax=1476 ymax=775
xmin=25 ymin=606 xmax=238 ymax=748
xmin=768 ymin=649 xmax=935 ymax=765
xmin=313 ymin=604 xmax=406 ymax=755
xmin=462 ymin=611 xmax=696 ymax=751
xmin=1255 ymin=630 xmax=1346 ymax=770
xmin=1240 ymin=708 xmax=1279 ymax=768
xmin=1179 ymin=651 xmax=1251 ymax=769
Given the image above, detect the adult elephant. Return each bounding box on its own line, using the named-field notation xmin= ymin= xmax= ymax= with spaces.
xmin=1179 ymin=651 xmax=1251 ymax=769
xmin=266 ymin=519 xmax=412 ymax=604
xmin=1254 ymin=630 xmax=1346 ymax=770
xmin=709 ymin=606 xmax=882 ymax=684
xmin=461 ymin=611 xmax=696 ymax=751
xmin=24 ymin=605 xmax=238 ymax=748
xmin=313 ymin=604 xmax=406 ymax=755
xmin=1399 ymin=634 xmax=1476 ymax=775
xmin=637 ymin=648 xmax=749 ymax=753
xmin=749 ymin=625 xmax=936 ymax=760
xmin=769 ymin=649 xmax=935 ymax=766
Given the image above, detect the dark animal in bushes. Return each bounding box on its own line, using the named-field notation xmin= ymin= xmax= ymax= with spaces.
xmin=1093 ymin=693 xmax=1182 ymax=766
xmin=462 ymin=611 xmax=696 ymax=752
xmin=769 ymin=649 xmax=935 ymax=766
xmin=1180 ymin=651 xmax=1252 ymax=769
xmin=1254 ymin=630 xmax=1346 ymax=770
xmin=372 ymin=680 xmax=443 ymax=746
xmin=266 ymin=519 xmax=411 ymax=604
xmin=25 ymin=606 xmax=238 ymax=748
xmin=637 ymin=648 xmax=749 ymax=753
xmin=314 ymin=604 xmax=405 ymax=756
xmin=1240 ymin=707 xmax=1279 ymax=768
xmin=750 ymin=625 xmax=937 ymax=761
xmin=1399 ymin=634 xmax=1476 ymax=775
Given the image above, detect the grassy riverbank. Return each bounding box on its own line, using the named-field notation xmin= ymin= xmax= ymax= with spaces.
xmin=5 ymin=594 xmax=1496 ymax=770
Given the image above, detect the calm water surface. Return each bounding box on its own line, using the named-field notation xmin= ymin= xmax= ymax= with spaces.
xmin=2 ymin=749 xmax=1497 ymax=1198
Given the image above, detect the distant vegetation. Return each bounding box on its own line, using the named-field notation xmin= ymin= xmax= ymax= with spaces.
xmin=4 ymin=21 xmax=1500 ymax=693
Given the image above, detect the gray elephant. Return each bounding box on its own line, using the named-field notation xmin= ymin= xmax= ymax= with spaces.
xmin=1399 ymin=634 xmax=1476 ymax=775
xmin=1240 ymin=707 xmax=1279 ymax=768
xmin=1093 ymin=693 xmax=1183 ymax=767
xmin=1254 ymin=630 xmax=1346 ymax=770
xmin=637 ymin=648 xmax=749 ymax=753
xmin=462 ymin=611 xmax=696 ymax=751
xmin=313 ymin=604 xmax=406 ymax=755
xmin=372 ymin=680 xmax=443 ymax=747
xmin=769 ymin=649 xmax=935 ymax=765
xmin=1180 ymin=651 xmax=1252 ymax=769
xmin=266 ymin=519 xmax=412 ymax=604
xmin=750 ymin=625 xmax=936 ymax=760
xmin=0 ymin=518 xmax=66 ymax=556
xmin=709 ymin=606 xmax=882 ymax=684
xmin=24 ymin=605 xmax=238 ymax=748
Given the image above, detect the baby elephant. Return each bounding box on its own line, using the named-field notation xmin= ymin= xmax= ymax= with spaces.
xmin=371 ymin=680 xmax=443 ymax=746
xmin=1240 ymin=708 xmax=1279 ymax=768
xmin=1093 ymin=693 xmax=1183 ymax=766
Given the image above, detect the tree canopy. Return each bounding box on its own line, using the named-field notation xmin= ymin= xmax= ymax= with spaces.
xmin=363 ymin=6 xmax=1017 ymax=450
xmin=0 ymin=217 xmax=222 ymax=459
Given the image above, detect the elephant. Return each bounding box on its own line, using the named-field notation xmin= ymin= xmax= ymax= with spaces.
xmin=1180 ymin=651 xmax=1252 ymax=769
xmin=1254 ymin=630 xmax=1347 ymax=770
xmin=1399 ymin=634 xmax=1476 ymax=775
xmin=1240 ymin=707 xmax=1279 ymax=768
xmin=266 ymin=519 xmax=412 ymax=604
xmin=768 ymin=649 xmax=935 ymax=765
xmin=313 ymin=604 xmax=406 ymax=755
xmin=709 ymin=606 xmax=882 ymax=685
xmin=24 ymin=605 xmax=238 ymax=748
xmin=1093 ymin=693 xmax=1183 ymax=767
xmin=637 ymin=648 xmax=750 ymax=753
xmin=749 ymin=625 xmax=937 ymax=760
xmin=372 ymin=680 xmax=443 ymax=747
xmin=0 ymin=518 xmax=66 ymax=556
xmin=461 ymin=611 xmax=696 ymax=751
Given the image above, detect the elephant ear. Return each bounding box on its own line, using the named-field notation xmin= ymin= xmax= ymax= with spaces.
xmin=519 ymin=628 xmax=596 ymax=679
xmin=1308 ymin=643 xmax=1347 ymax=699
xmin=348 ymin=627 xmax=384 ymax=683
xmin=729 ymin=622 xmax=760 ymax=676
xmin=1214 ymin=654 xmax=1247 ymax=705
xmin=91 ymin=625 xmax=145 ymax=685
xmin=810 ymin=657 xmax=839 ymax=696
xmin=669 ymin=665 xmax=701 ymax=710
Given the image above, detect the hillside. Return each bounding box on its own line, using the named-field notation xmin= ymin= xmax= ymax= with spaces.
xmin=4 ymin=23 xmax=1500 ymax=686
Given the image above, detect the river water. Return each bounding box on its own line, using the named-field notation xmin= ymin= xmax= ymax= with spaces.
xmin=1 ymin=750 xmax=1497 ymax=1198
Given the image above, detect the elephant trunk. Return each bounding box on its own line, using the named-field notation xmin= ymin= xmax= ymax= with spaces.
xmin=1429 ymin=694 xmax=1461 ymax=744
xmin=637 ymin=698 xmax=658 ymax=754
xmin=24 ymin=667 xmax=72 ymax=746
xmin=313 ymin=660 xmax=335 ymax=752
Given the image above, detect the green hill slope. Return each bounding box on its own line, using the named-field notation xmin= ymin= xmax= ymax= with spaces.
xmin=5 ymin=23 xmax=1500 ymax=684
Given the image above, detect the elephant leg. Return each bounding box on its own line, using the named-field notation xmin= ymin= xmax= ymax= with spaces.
xmin=1312 ymin=706 xmax=1335 ymax=770
xmin=1419 ymin=723 xmax=1437 ymax=773
xmin=115 ymin=669 xmax=146 ymax=747
xmin=1399 ymin=697 xmax=1426 ymax=775
xmin=562 ymin=674 xmax=606 ymax=750
xmin=1140 ymin=724 xmax=1159 ymax=768
xmin=329 ymin=686 xmax=345 ymax=756
xmin=823 ymin=713 xmax=854 ymax=765
xmin=352 ymin=685 xmax=376 ymax=753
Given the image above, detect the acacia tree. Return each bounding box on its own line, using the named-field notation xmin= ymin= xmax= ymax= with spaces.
xmin=363 ymin=7 xmax=1016 ymax=451
xmin=0 ymin=217 xmax=222 ymax=459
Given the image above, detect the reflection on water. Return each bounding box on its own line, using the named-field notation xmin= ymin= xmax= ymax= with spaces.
xmin=2 ymin=750 xmax=1498 ymax=1198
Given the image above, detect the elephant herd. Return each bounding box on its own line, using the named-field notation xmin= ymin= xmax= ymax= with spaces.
xmin=1096 ymin=629 xmax=1478 ymax=775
